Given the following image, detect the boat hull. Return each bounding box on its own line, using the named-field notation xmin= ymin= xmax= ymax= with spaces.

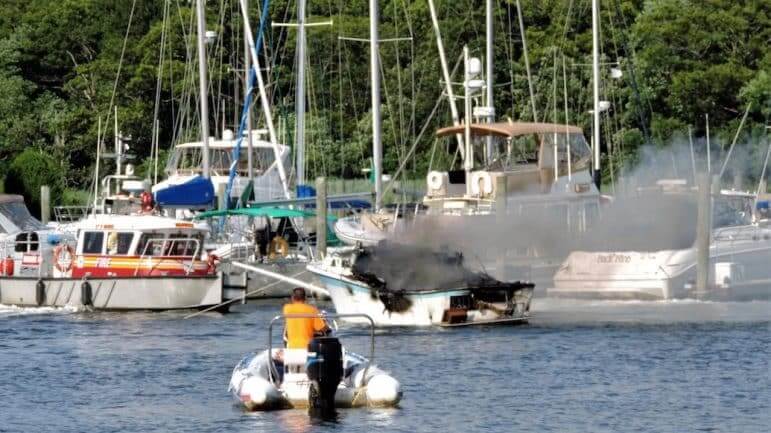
xmin=230 ymin=349 xmax=401 ymax=411
xmin=550 ymin=235 xmax=771 ymax=300
xmin=309 ymin=265 xmax=532 ymax=327
xmin=0 ymin=274 xmax=224 ymax=310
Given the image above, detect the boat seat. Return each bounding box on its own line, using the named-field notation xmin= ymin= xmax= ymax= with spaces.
xmin=283 ymin=349 xmax=308 ymax=374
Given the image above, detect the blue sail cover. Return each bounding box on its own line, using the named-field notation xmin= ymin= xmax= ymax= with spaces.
xmin=154 ymin=176 xmax=215 ymax=208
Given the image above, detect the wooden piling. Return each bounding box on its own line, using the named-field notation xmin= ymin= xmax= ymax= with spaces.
xmin=316 ymin=177 xmax=327 ymax=259
xmin=695 ymin=173 xmax=711 ymax=296
xmin=40 ymin=185 xmax=50 ymax=224
xmin=495 ymin=175 xmax=507 ymax=280
xmin=217 ymin=183 xmax=227 ymax=211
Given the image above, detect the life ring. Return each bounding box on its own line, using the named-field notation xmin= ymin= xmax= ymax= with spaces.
xmin=268 ymin=237 xmax=290 ymax=259
xmin=207 ymin=254 xmax=220 ymax=274
xmin=53 ymin=245 xmax=75 ymax=273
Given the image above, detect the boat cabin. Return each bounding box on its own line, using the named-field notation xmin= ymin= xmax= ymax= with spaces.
xmin=164 ymin=129 xmax=288 ymax=179
xmin=424 ymin=122 xmax=600 ymax=222
xmin=67 ymin=215 xmax=211 ymax=278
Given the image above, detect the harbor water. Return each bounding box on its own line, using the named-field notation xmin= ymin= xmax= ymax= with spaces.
xmin=1 ymin=299 xmax=768 ymax=433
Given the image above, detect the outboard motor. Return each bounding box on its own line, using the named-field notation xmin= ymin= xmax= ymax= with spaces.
xmin=306 ymin=337 xmax=343 ymax=410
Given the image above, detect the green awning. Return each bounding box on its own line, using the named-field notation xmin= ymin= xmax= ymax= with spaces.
xmin=193 ymin=207 xmax=337 ymax=220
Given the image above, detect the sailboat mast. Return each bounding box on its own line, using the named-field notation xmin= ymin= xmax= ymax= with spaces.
xmin=196 ymin=0 xmax=210 ymax=179
xmin=591 ymin=0 xmax=601 ymax=187
xmin=244 ymin=0 xmax=254 ymax=187
xmin=427 ymin=0 xmax=463 ymax=154
xmin=370 ymin=0 xmax=382 ymax=210
xmin=485 ymin=0 xmax=494 ymax=163
xmin=296 ymin=0 xmax=307 ymax=186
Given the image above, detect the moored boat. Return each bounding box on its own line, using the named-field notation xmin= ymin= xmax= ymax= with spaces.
xmin=0 ymin=203 xmax=236 ymax=310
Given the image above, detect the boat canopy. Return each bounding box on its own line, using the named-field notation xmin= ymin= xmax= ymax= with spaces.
xmin=436 ymin=122 xmax=583 ymax=138
xmin=154 ymin=175 xmax=215 ymax=208
xmin=193 ymin=207 xmax=337 ymax=220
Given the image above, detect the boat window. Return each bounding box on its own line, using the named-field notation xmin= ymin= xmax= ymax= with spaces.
xmin=14 ymin=232 xmax=39 ymax=253
xmin=136 ymin=232 xmax=164 ymax=256
xmin=106 ymin=232 xmax=134 ymax=255
xmin=168 ymin=146 xmax=277 ymax=176
xmin=165 ymin=233 xmax=197 ymax=257
xmin=539 ymin=133 xmax=592 ymax=173
xmin=82 ymin=232 xmax=104 ymax=254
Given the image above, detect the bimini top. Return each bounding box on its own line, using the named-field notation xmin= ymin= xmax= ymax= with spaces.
xmin=436 ymin=122 xmax=583 ymax=138
xmin=193 ymin=207 xmax=336 ymax=220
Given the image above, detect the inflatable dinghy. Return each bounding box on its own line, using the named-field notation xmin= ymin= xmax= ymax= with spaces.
xmin=228 ymin=314 xmax=401 ymax=410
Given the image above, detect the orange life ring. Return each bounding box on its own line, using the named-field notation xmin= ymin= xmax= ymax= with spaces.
xmin=207 ymin=254 xmax=220 ymax=273
xmin=268 ymin=237 xmax=290 ymax=260
xmin=53 ymin=244 xmax=75 ymax=273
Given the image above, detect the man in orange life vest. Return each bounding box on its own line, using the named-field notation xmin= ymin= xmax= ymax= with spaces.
xmin=283 ymin=287 xmax=330 ymax=349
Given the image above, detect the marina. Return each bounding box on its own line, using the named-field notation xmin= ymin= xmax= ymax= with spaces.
xmin=0 ymin=0 xmax=769 ymax=431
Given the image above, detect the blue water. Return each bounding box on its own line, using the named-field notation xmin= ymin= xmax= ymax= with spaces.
xmin=1 ymin=299 xmax=768 ymax=433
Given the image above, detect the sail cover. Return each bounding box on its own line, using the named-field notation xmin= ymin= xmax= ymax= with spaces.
xmin=154 ymin=176 xmax=215 ymax=208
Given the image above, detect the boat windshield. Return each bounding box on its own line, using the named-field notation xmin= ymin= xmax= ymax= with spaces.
xmin=443 ymin=132 xmax=592 ymax=173
xmin=166 ymin=147 xmax=277 ymax=177
xmin=0 ymin=201 xmax=45 ymax=234
xmin=714 ymin=195 xmax=753 ymax=228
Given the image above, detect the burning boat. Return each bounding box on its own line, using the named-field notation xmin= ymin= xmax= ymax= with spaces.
xmin=307 ymin=243 xmax=534 ymax=327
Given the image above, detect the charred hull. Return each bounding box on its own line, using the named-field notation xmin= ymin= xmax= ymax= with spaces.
xmin=308 ymin=244 xmax=534 ymax=327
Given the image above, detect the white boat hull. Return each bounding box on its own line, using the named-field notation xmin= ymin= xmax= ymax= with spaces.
xmin=0 ymin=274 xmax=224 ymax=310
xmin=550 ymin=229 xmax=771 ymax=300
xmin=229 ymin=349 xmax=401 ymax=410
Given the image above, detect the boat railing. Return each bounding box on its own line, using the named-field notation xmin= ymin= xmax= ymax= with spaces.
xmin=712 ymin=224 xmax=771 ymax=258
xmin=267 ymin=313 xmax=376 ymax=386
xmin=53 ymin=206 xmax=92 ymax=223
xmin=135 ymin=237 xmax=202 ymax=276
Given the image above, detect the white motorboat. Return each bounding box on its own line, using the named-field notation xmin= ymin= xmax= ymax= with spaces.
xmin=333 ymin=122 xmax=603 ymax=290
xmin=0 ymin=200 xmax=237 ymax=310
xmin=307 ymin=243 xmax=534 ymax=327
xmin=229 ymin=313 xmax=401 ymax=410
xmin=550 ymin=189 xmax=771 ymax=300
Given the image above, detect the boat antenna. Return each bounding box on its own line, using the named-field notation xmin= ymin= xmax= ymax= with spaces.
xmin=718 ymin=103 xmax=752 ymax=180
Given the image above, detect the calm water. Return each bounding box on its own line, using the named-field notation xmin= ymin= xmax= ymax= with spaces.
xmin=1 ymin=298 xmax=768 ymax=433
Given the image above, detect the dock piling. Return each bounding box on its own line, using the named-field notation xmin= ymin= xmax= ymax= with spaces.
xmin=695 ymin=173 xmax=712 ymax=297
xmin=40 ymin=185 xmax=50 ymax=224
xmin=316 ymin=177 xmax=327 ymax=259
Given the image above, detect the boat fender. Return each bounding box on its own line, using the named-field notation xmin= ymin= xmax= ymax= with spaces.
xmin=268 ymin=237 xmax=289 ymax=260
xmin=306 ymin=337 xmax=343 ymax=410
xmin=81 ymin=281 xmax=93 ymax=307
xmin=365 ymin=374 xmax=402 ymax=406
xmin=206 ymin=254 xmax=220 ymax=274
xmin=35 ymin=279 xmax=46 ymax=306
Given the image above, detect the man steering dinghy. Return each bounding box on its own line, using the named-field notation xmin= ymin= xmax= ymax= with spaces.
xmin=229 ymin=293 xmax=401 ymax=411
xmin=282 ymin=287 xmax=331 ymax=349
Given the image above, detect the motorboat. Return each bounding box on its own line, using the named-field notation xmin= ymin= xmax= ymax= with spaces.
xmin=333 ymin=122 xmax=603 ymax=290
xmin=229 ymin=313 xmax=401 ymax=410
xmin=307 ymin=243 xmax=534 ymax=327
xmin=550 ymin=188 xmax=771 ymax=300
xmin=0 ymin=199 xmax=238 ymax=310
